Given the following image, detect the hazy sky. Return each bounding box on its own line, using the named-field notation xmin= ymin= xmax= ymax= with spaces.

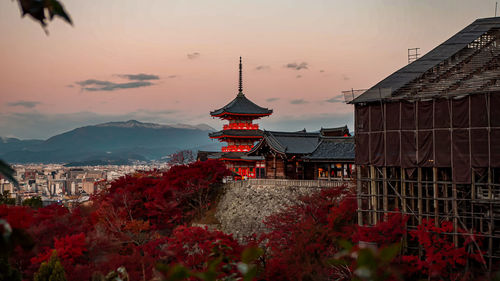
xmin=0 ymin=0 xmax=497 ymax=139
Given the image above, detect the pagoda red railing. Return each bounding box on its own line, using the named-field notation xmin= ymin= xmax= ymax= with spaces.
xmin=222 ymin=145 xmax=253 ymax=152
xmin=223 ymin=123 xmax=259 ymax=130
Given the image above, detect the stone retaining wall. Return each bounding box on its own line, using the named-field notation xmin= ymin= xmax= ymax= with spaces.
xmin=215 ymin=179 xmax=350 ymax=241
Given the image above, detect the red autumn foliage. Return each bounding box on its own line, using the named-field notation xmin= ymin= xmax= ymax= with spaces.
xmin=355 ymin=213 xmax=485 ymax=280
xmin=163 ymin=160 xmax=231 ymax=217
xmin=7 ymin=203 xmax=94 ymax=280
xmin=0 ymin=205 xmax=33 ymax=229
xmin=355 ymin=212 xmax=408 ymax=246
xmin=261 ymin=185 xmax=357 ymax=281
xmin=402 ymin=219 xmax=485 ymax=280
xmin=31 ymin=233 xmax=87 ymax=264
xmin=1 ymin=159 xmax=489 ymax=281
xmin=91 ymin=159 xmax=230 ymax=232
xmin=164 ymin=226 xmax=243 ymax=272
xmin=30 ymin=232 xmax=92 ymax=280
xmin=1 ymin=160 xmax=232 ymax=281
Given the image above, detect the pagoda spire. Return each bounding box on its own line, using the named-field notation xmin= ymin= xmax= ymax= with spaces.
xmin=238 ymin=56 xmax=244 ymax=96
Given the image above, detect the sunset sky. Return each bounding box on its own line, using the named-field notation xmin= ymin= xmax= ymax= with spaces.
xmin=0 ymin=0 xmax=497 ymax=139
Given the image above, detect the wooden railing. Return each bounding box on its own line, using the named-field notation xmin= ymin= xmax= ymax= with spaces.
xmin=223 ymin=123 xmax=259 ymax=130
xmin=221 ymin=145 xmax=253 ymax=152
xmin=224 ymin=178 xmax=350 ymax=189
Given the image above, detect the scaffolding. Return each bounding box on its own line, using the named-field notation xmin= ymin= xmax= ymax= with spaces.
xmin=353 ymin=18 xmax=500 ymax=271
xmin=357 ymin=166 xmax=499 ymax=269
xmin=408 ymin=48 xmax=420 ymax=64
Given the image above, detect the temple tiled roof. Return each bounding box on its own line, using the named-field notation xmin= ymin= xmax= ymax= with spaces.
xmin=303 ymin=137 xmax=355 ymax=161
xmin=249 ymin=130 xmax=321 ymax=155
xmin=320 ymin=125 xmax=350 ymax=137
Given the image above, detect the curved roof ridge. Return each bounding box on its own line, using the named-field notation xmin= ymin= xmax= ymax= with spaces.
xmin=309 ymin=138 xmax=325 ymax=154
xmin=265 ymin=131 xmax=287 ymax=153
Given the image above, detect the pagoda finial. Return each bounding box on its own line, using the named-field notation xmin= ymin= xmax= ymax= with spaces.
xmin=238 ymin=56 xmax=244 ymax=96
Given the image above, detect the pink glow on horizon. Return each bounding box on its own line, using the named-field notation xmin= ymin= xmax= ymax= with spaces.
xmin=0 ymin=0 xmax=496 ymax=138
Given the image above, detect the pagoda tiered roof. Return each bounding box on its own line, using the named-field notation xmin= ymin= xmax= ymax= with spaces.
xmin=210 ymin=93 xmax=273 ymax=118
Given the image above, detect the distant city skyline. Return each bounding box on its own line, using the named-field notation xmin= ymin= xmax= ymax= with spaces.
xmin=0 ymin=0 xmax=498 ymax=139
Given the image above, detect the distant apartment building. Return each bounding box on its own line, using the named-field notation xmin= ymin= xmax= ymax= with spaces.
xmin=82 ymin=178 xmax=97 ymax=194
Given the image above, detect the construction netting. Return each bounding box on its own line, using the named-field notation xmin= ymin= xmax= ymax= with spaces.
xmin=355 ymin=92 xmax=500 ymax=183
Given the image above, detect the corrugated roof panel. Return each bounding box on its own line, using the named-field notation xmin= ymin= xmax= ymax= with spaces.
xmin=352 ymin=17 xmax=500 ymax=103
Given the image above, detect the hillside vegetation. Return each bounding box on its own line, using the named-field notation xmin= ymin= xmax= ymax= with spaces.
xmin=0 ymin=160 xmax=493 ymax=281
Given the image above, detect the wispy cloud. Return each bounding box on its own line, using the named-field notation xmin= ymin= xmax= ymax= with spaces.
xmin=342 ymin=74 xmax=350 ymax=81
xmin=290 ymin=99 xmax=308 ymax=105
xmin=266 ymin=97 xmax=279 ymax=102
xmin=75 ymin=79 xmax=154 ymax=91
xmin=255 ymin=65 xmax=270 ymax=70
xmin=296 ymin=75 xmax=302 ymax=79
xmin=187 ymin=52 xmax=200 ymax=59
xmin=325 ymin=94 xmax=345 ymax=103
xmin=7 ymin=101 xmax=41 ymax=108
xmin=167 ymin=75 xmax=177 ymax=79
xmin=284 ymin=62 xmax=308 ymax=70
xmin=117 ymin=73 xmax=159 ymax=81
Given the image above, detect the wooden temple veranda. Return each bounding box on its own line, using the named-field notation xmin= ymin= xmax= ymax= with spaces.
xmin=350 ymin=17 xmax=500 ymax=269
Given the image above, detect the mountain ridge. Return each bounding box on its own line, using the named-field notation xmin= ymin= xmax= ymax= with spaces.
xmin=0 ymin=120 xmax=221 ymax=164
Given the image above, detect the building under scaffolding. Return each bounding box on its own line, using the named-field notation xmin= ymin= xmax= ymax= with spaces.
xmin=350 ymin=17 xmax=500 ymax=269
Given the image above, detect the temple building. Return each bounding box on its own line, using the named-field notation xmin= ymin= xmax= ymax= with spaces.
xmin=206 ymin=57 xmax=273 ymax=178
xmin=247 ymin=127 xmax=355 ymax=180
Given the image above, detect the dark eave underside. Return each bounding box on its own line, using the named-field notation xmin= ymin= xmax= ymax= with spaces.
xmin=206 ymin=151 xmax=261 ymax=161
xmin=209 ymin=129 xmax=263 ymax=138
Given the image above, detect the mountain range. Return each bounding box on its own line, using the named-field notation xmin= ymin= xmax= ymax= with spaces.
xmin=0 ymin=120 xmax=221 ymax=164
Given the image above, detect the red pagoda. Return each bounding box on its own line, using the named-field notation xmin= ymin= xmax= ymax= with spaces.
xmin=208 ymin=57 xmax=273 ymax=178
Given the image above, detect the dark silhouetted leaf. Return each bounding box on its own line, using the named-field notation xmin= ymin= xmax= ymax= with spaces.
xmin=0 ymin=159 xmax=18 ymax=187
xmin=15 ymin=0 xmax=72 ymax=33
